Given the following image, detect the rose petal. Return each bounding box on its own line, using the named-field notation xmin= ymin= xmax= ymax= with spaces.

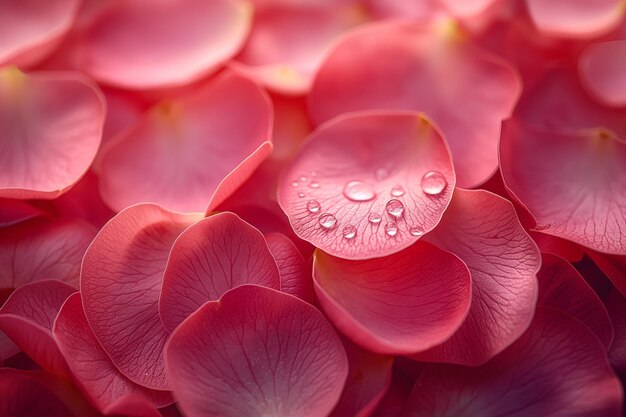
xmin=53 ymin=293 xmax=172 ymax=413
xmin=313 ymin=241 xmax=471 ymax=354
xmin=159 ymin=212 xmax=280 ymax=332
xmin=579 ymin=41 xmax=626 ymax=107
xmin=588 ymin=251 xmax=626 ymax=298
xmin=277 ymin=112 xmax=455 ymax=260
xmin=440 ymin=0 xmax=499 ymax=18
xmin=165 ymin=285 xmax=348 ymax=417
xmin=309 ymin=20 xmax=521 ymax=187
xmin=371 ymin=372 xmax=414 ymax=417
xmin=537 ymin=253 xmax=613 ymax=348
xmin=78 ymin=0 xmax=252 ymax=89
xmin=404 ymin=307 xmax=623 ymax=417
xmin=605 ymin=290 xmax=626 ymax=374
xmin=265 ymin=232 xmax=315 ymax=303
xmin=413 ymin=189 xmax=540 ymax=365
xmin=0 ymin=199 xmax=44 ymax=227
xmin=0 ymin=68 xmax=105 ymax=199
xmin=365 ymin=0 xmax=439 ymax=19
xmin=103 ymin=395 xmax=163 ymax=417
xmin=530 ymin=231 xmax=585 ymax=262
xmin=98 ymin=71 xmax=273 ymax=213
xmin=80 ymin=203 xmax=201 ymax=390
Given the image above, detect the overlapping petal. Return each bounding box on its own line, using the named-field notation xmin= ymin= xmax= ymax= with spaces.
xmin=579 ymin=41 xmax=626 ymax=107
xmin=166 ymin=285 xmax=348 ymax=417
xmin=0 ymin=199 xmax=43 ymax=227
xmin=588 ymin=251 xmax=626 ymax=298
xmin=277 ymin=113 xmax=455 ymax=260
xmin=265 ymin=232 xmax=315 ymax=303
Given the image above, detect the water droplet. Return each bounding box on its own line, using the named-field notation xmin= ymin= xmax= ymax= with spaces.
xmin=307 ymin=200 xmax=320 ymax=213
xmin=390 ymin=185 xmax=405 ymax=197
xmin=343 ymin=225 xmax=357 ymax=239
xmin=368 ymin=212 xmax=382 ymax=224
xmin=318 ymin=213 xmax=337 ymax=229
xmin=299 ymin=176 xmax=307 ymax=182
xmin=343 ymin=180 xmax=376 ymax=202
xmin=309 ymin=181 xmax=320 ymax=189
xmin=385 ymin=199 xmax=404 ymax=218
xmin=298 ymin=192 xmax=305 ymax=198
xmin=291 ymin=181 xmax=299 ymax=187
xmin=375 ymin=168 xmax=389 ymax=180
xmin=385 ymin=222 xmax=398 ymax=236
xmin=409 ymin=226 xmax=424 ymax=237
xmin=421 ymin=171 xmax=447 ymax=195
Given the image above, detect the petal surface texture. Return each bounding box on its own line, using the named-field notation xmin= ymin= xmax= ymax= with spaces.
xmin=277 ymin=113 xmax=455 ymax=260
xmin=0 ymin=68 xmax=105 ymax=199
xmin=98 ymin=72 xmax=273 ymax=213
xmin=166 ymin=285 xmax=348 ymax=417
xmin=313 ymin=241 xmax=471 ymax=354
xmin=265 ymin=232 xmax=315 ymax=303
xmin=309 ymin=20 xmax=521 ymax=187
xmin=579 ymin=41 xmax=626 ymax=107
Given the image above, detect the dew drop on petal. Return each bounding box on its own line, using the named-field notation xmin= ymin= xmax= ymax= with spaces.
xmin=298 ymin=192 xmax=305 ymax=198
xmin=343 ymin=225 xmax=357 ymax=239
xmin=343 ymin=180 xmax=376 ymax=202
xmin=390 ymin=184 xmax=405 ymax=197
xmin=309 ymin=181 xmax=320 ymax=189
xmin=409 ymin=226 xmax=424 ymax=237
xmin=299 ymin=176 xmax=308 ymax=182
xmin=307 ymin=200 xmax=321 ymax=213
xmin=291 ymin=181 xmax=299 ymax=187
xmin=385 ymin=222 xmax=398 ymax=236
xmin=319 ymin=213 xmax=337 ymax=229
xmin=368 ymin=212 xmax=382 ymax=224
xmin=421 ymin=171 xmax=447 ymax=195
xmin=385 ymin=199 xmax=404 ymax=218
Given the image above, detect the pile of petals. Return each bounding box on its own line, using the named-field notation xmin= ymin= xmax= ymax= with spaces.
xmin=2 ymin=0 xmax=626 ymax=416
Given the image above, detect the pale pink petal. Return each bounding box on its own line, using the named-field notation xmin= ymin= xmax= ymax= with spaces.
xmin=579 ymin=41 xmax=626 ymax=107
xmin=440 ymin=0 xmax=499 ymax=18
xmin=53 ymin=293 xmax=172 ymax=414
xmin=404 ymin=308 xmax=623 ymax=417
xmin=414 ymin=189 xmax=540 ymax=365
xmin=159 ymin=212 xmax=280 ymax=332
xmin=265 ymin=232 xmax=315 ymax=303
xmin=78 ymin=0 xmax=252 ymax=89
xmin=365 ymin=0 xmax=439 ymax=19
xmin=166 ymin=285 xmax=348 ymax=417
xmin=80 ymin=203 xmax=201 ymax=390
xmin=98 ymin=72 xmax=272 ymax=213
xmin=313 ymin=241 xmax=471 ymax=354
xmin=277 ymin=113 xmax=455 ymax=260
xmin=309 ymin=20 xmax=521 ymax=187
xmin=0 ymin=68 xmax=105 ymax=199
xmin=537 ymin=253 xmax=613 ymax=348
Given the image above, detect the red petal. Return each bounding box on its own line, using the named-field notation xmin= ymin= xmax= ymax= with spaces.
xmin=579 ymin=41 xmax=626 ymax=107
xmin=277 ymin=113 xmax=455 ymax=260
xmin=313 ymin=241 xmax=471 ymax=354
xmin=404 ymin=308 xmax=623 ymax=417
xmin=98 ymin=72 xmax=272 ymax=213
xmin=605 ymin=290 xmax=626 ymax=373
xmin=537 ymin=253 xmax=613 ymax=348
xmin=530 ymin=231 xmax=585 ymax=262
xmin=266 ymin=232 xmax=315 ymax=303
xmin=0 ymin=199 xmax=44 ymax=227
xmin=53 ymin=293 xmax=172 ymax=413
xmin=588 ymin=251 xmax=626 ymax=298
xmin=413 ymin=189 xmax=539 ymax=365
xmin=0 ymin=68 xmax=105 ymax=199
xmin=159 ymin=212 xmax=280 ymax=332
xmin=78 ymin=0 xmax=252 ymax=89
xmin=166 ymin=285 xmax=348 ymax=417
xmin=365 ymin=0 xmax=439 ymax=19
xmin=80 ymin=203 xmax=201 ymax=390
xmin=309 ymin=20 xmax=521 ymax=187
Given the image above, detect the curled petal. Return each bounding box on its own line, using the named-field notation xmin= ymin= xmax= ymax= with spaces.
xmin=579 ymin=41 xmax=626 ymax=107
xmin=166 ymin=285 xmax=348 ymax=417
xmin=0 ymin=199 xmax=44 ymax=227
xmin=277 ymin=113 xmax=455 ymax=260
xmin=80 ymin=203 xmax=201 ymax=390
xmin=0 ymin=68 xmax=105 ymax=199
xmin=530 ymin=231 xmax=584 ymax=262
xmin=159 ymin=212 xmax=280 ymax=332
xmin=313 ymin=241 xmax=471 ymax=355
xmin=265 ymin=232 xmax=315 ymax=303
xmin=588 ymin=251 xmax=626 ymax=299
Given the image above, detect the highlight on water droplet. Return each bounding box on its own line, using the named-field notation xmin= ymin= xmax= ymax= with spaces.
xmin=299 ymin=176 xmax=308 ymax=182
xmin=291 ymin=181 xmax=299 ymax=187
xmin=409 ymin=226 xmax=424 ymax=237
xmin=375 ymin=167 xmax=389 ymax=180
xmin=298 ymin=192 xmax=305 ymax=198
xmin=342 ymin=180 xmax=376 ymax=202
xmin=307 ymin=200 xmax=321 ymax=213
xmin=390 ymin=184 xmax=405 ymax=197
xmin=385 ymin=199 xmax=404 ymax=218
xmin=309 ymin=181 xmax=320 ymax=189
xmin=368 ymin=212 xmax=382 ymax=224
xmin=421 ymin=171 xmax=447 ymax=195
xmin=385 ymin=222 xmax=398 ymax=237
xmin=343 ymin=225 xmax=357 ymax=239
xmin=319 ymin=213 xmax=337 ymax=229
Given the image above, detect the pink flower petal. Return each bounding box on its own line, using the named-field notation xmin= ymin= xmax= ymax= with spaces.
xmin=440 ymin=0 xmax=499 ymax=18
xmin=80 ymin=203 xmax=201 ymax=390
xmin=98 ymin=72 xmax=273 ymax=213
xmin=277 ymin=113 xmax=455 ymax=260
xmin=103 ymin=395 xmax=163 ymax=417
xmin=579 ymin=41 xmax=626 ymax=107
xmin=0 ymin=68 xmax=105 ymax=199
xmin=371 ymin=372 xmax=414 ymax=417
xmin=78 ymin=0 xmax=252 ymax=89
xmin=537 ymin=253 xmax=613 ymax=348
xmin=605 ymin=290 xmax=626 ymax=373
xmin=0 ymin=280 xmax=74 ymax=376
xmin=404 ymin=307 xmax=623 ymax=417
xmin=313 ymin=241 xmax=471 ymax=354
xmin=266 ymin=232 xmax=315 ymax=303
xmin=165 ymin=285 xmax=348 ymax=417
xmin=501 ymin=119 xmax=626 ymax=255
xmin=159 ymin=212 xmax=280 ymax=332
xmin=413 ymin=189 xmax=539 ymax=365
xmin=365 ymin=0 xmax=439 ymax=19
xmin=526 ymin=0 xmax=624 ymax=38
xmin=529 ymin=231 xmax=585 ymax=262
xmin=308 ymin=20 xmax=521 ymax=187
xmin=588 ymin=251 xmax=626 ymax=298
xmin=0 ymin=0 xmax=80 ymax=67
xmin=0 ymin=199 xmax=44 ymax=227
xmin=53 ymin=293 xmax=172 ymax=413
